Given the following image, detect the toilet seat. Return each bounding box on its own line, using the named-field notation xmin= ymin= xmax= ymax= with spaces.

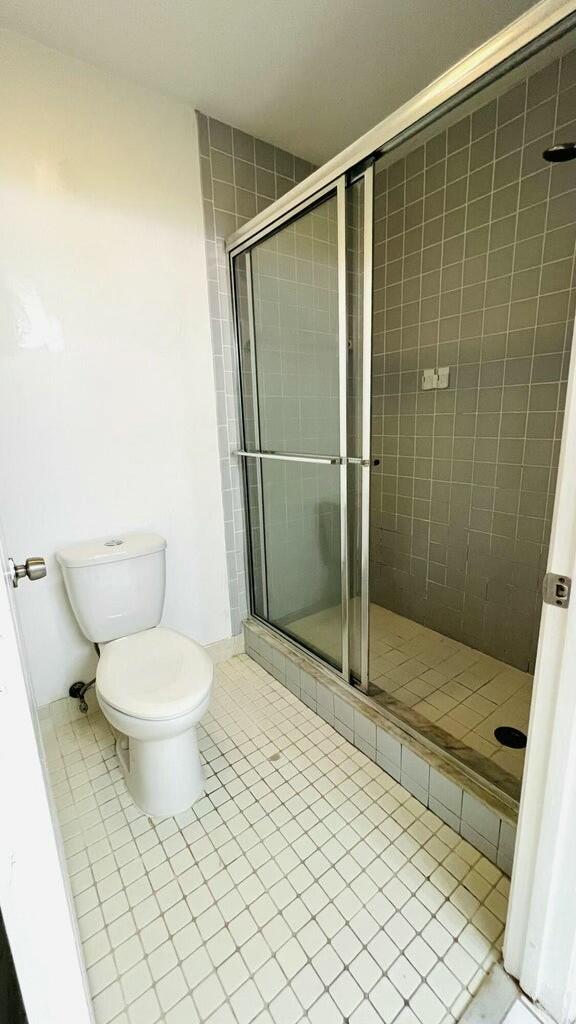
xmin=96 ymin=626 xmax=213 ymax=721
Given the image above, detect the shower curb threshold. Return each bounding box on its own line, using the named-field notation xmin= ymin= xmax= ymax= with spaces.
xmin=244 ymin=616 xmax=518 ymax=876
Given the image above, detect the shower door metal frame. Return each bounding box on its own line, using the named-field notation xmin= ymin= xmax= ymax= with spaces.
xmin=337 ymin=176 xmax=350 ymax=680
xmin=243 ymin=250 xmax=269 ymax=621
xmin=359 ymin=162 xmax=374 ymax=690
xmin=230 ymin=170 xmax=374 ymax=690
xmin=231 ymin=177 xmax=351 ymax=681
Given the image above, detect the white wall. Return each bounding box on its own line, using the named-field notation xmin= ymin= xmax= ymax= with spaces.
xmin=0 ymin=30 xmax=232 ymax=705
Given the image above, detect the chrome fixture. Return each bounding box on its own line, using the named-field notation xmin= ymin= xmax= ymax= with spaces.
xmin=8 ymin=556 xmax=47 ymax=588
xmin=234 ymin=450 xmax=342 ymax=465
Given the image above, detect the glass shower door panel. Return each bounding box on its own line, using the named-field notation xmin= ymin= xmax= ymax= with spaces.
xmin=246 ymin=458 xmax=343 ymax=670
xmin=236 ymin=188 xmax=345 ymax=672
xmin=246 ymin=195 xmax=340 ymax=457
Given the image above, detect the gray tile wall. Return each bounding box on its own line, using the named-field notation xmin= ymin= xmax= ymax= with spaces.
xmin=196 ymin=112 xmax=315 ymax=635
xmin=370 ymin=50 xmax=576 ymax=671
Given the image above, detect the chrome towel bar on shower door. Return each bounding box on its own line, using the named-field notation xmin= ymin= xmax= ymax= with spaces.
xmin=234 ymin=451 xmax=375 ymax=467
xmin=234 ymin=450 xmax=342 ymax=465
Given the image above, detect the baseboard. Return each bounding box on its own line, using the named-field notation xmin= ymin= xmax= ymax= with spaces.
xmin=207 ymin=633 xmax=244 ymax=663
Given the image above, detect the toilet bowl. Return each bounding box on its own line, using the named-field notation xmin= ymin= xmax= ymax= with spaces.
xmin=97 ymin=626 xmax=213 ymax=817
xmin=56 ymin=532 xmax=214 ymax=818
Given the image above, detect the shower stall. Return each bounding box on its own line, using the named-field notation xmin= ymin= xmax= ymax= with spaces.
xmin=229 ymin=14 xmax=576 ymax=802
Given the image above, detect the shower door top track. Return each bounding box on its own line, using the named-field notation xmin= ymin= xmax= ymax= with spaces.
xmin=227 ymin=0 xmax=576 ymax=259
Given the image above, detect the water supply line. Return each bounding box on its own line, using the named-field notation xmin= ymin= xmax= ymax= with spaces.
xmin=68 ymin=642 xmax=100 ymax=714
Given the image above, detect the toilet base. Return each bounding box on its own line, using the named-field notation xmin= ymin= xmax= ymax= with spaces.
xmin=116 ymin=728 xmax=205 ymax=818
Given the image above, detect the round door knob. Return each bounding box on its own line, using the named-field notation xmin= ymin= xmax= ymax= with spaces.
xmin=9 ymin=557 xmax=47 ymax=587
xmin=24 ymin=558 xmax=47 ymax=581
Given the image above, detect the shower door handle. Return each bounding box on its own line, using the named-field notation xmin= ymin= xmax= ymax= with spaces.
xmin=235 ymin=450 xmax=342 ymax=466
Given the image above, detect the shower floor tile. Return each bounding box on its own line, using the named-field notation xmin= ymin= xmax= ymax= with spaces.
xmin=42 ymin=655 xmax=507 ymax=1024
xmin=288 ymin=603 xmax=532 ymax=781
xmin=368 ymin=605 xmax=532 ymax=781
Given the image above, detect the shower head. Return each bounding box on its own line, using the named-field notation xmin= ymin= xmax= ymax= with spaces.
xmin=542 ymin=142 xmax=576 ymax=162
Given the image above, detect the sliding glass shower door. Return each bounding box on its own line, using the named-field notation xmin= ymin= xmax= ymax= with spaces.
xmin=232 ymin=174 xmax=372 ymax=682
xmin=230 ymin=15 xmax=576 ymax=801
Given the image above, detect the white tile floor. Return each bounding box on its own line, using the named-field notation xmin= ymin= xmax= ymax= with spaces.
xmin=42 ymin=654 xmax=509 ymax=1024
xmin=290 ymin=603 xmax=532 ymax=780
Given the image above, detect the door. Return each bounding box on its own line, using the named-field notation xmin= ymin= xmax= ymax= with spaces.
xmin=231 ymin=169 xmax=373 ymax=686
xmin=0 ymin=530 xmax=93 ymax=1023
xmin=504 ymin=314 xmax=576 ymax=1021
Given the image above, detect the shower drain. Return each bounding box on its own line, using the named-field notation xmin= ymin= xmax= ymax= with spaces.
xmin=494 ymin=726 xmax=527 ymax=749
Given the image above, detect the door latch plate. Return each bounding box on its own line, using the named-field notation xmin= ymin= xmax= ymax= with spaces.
xmin=543 ymin=572 xmax=571 ymax=608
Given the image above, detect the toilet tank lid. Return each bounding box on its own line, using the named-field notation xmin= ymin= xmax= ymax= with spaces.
xmin=56 ymin=532 xmax=166 ymax=568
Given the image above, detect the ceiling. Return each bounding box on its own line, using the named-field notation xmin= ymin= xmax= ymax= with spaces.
xmin=0 ymin=0 xmax=538 ymax=164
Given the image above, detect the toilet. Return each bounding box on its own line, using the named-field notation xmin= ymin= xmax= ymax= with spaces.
xmin=56 ymin=532 xmax=213 ymax=818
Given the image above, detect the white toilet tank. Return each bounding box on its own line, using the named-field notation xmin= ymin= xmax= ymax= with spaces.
xmin=57 ymin=532 xmax=167 ymax=643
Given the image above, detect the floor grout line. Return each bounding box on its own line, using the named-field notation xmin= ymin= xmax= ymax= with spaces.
xmin=42 ymin=654 xmax=509 ymax=1024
